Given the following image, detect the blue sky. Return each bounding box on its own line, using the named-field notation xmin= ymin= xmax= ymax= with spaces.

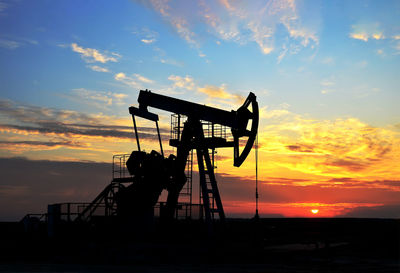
xmin=0 ymin=0 xmax=399 ymax=218
xmin=1 ymin=0 xmax=399 ymax=125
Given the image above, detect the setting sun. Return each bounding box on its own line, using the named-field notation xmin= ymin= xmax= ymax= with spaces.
xmin=311 ymin=209 xmax=319 ymax=214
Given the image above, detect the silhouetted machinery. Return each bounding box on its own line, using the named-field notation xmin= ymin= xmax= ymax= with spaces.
xmin=45 ymin=89 xmax=258 ymax=235
xmin=120 ymin=90 xmax=259 ymax=225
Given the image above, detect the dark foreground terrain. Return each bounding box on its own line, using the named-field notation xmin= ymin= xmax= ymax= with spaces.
xmin=0 ymin=218 xmax=399 ymax=272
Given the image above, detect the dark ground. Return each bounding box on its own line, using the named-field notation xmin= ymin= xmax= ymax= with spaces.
xmin=0 ymin=218 xmax=399 ymax=272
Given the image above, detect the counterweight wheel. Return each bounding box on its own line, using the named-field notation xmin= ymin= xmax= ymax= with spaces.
xmin=105 ymin=182 xmax=124 ymax=216
xmin=233 ymin=92 xmax=259 ymax=167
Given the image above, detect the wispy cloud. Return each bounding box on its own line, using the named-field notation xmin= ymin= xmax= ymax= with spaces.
xmin=71 ymin=43 xmax=120 ymax=63
xmin=139 ymin=0 xmax=319 ymax=59
xmin=277 ymin=45 xmax=288 ymax=64
xmin=165 ymin=74 xmax=245 ymax=105
xmin=320 ymin=89 xmax=334 ymax=95
xmin=0 ymin=123 xmax=133 ymax=140
xmin=87 ymin=65 xmax=110 ymax=73
xmin=320 ymin=77 xmax=335 ymax=94
xmin=143 ymin=1 xmax=198 ymax=46
xmin=170 ymin=17 xmax=197 ymax=46
xmin=197 ymin=84 xmax=244 ymax=104
xmin=0 ymin=39 xmax=21 ymax=49
xmin=66 ymin=88 xmax=128 ymax=108
xmin=0 ymin=140 xmax=84 ymax=150
xmin=0 ymin=99 xmax=169 ymax=156
xmin=160 ymin=58 xmax=183 ymax=66
xmin=349 ymin=23 xmax=385 ymax=42
xmin=198 ymin=84 xmax=230 ymax=98
xmin=0 ymin=37 xmax=38 ymax=50
xmin=132 ymin=27 xmax=158 ymax=44
xmin=141 ymin=38 xmax=156 ymax=44
xmin=131 ymin=28 xmax=184 ymax=66
xmin=133 ymin=73 xmax=153 ymax=84
xmin=350 ymin=33 xmax=368 ymax=42
xmin=0 ymin=1 xmax=7 ymax=12
xmin=0 ymin=0 xmax=10 ymax=15
xmin=114 ymin=72 xmax=153 ymax=88
xmin=153 ymin=46 xmax=184 ymax=66
xmin=115 ymin=72 xmax=138 ymax=88
xmin=168 ymin=75 xmax=195 ymax=90
xmin=349 ymin=23 xmax=400 ymax=55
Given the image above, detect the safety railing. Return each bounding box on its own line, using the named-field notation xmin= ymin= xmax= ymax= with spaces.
xmin=45 ymin=201 xmax=203 ymax=223
xmin=112 ymin=154 xmax=132 ymax=181
xmin=155 ymin=202 xmax=204 ymax=220
xmin=21 ymin=213 xmax=48 ymax=223
xmin=171 ymin=114 xmax=232 ymax=141
xmin=47 ymin=202 xmax=108 ymax=223
xmin=202 ymin=121 xmax=228 ymax=139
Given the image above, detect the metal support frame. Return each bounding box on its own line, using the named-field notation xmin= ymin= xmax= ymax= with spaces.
xmin=32 ymin=90 xmax=259 ymax=237
xmin=194 ymin=120 xmax=225 ymax=224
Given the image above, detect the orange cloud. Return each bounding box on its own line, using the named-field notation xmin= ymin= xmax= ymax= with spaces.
xmin=198 ymin=84 xmax=230 ymax=99
xmin=71 ymin=43 xmax=120 ymax=63
xmin=257 ymin=115 xmax=399 ymax=179
xmin=168 ymin=75 xmax=195 ymax=90
xmin=0 ymin=99 xmax=172 ymax=161
xmin=215 ymin=107 xmax=400 ymax=193
xmin=197 ymin=84 xmax=244 ymax=104
xmin=349 ymin=23 xmax=385 ymax=42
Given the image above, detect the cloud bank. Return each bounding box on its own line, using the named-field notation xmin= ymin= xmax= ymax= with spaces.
xmin=0 ymin=99 xmax=169 ymax=158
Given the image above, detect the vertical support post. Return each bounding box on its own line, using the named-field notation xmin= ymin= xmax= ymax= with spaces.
xmin=155 ymin=120 xmax=164 ymax=157
xmin=211 ymin=122 xmax=215 ymax=167
xmin=177 ymin=114 xmax=181 ymax=141
xmin=112 ymin=155 xmax=115 ymax=180
xmin=190 ymin=150 xmax=193 ymax=206
xmin=255 ymin=133 xmax=259 ymax=219
xmin=233 ymin=136 xmax=239 ymax=162
xmin=202 ymin=148 xmax=225 ymax=221
xmin=132 ymin=115 xmax=141 ymax=152
xmin=197 ymin=149 xmax=212 ymax=231
xmin=119 ymin=156 xmax=122 ymax=179
xmin=195 ymin=120 xmax=225 ymax=225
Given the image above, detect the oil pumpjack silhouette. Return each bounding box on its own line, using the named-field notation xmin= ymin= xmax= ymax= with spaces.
xmin=44 ymin=89 xmax=258 ymax=235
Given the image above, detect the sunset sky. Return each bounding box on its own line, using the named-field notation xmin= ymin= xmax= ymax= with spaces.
xmin=0 ymin=0 xmax=399 ymax=220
